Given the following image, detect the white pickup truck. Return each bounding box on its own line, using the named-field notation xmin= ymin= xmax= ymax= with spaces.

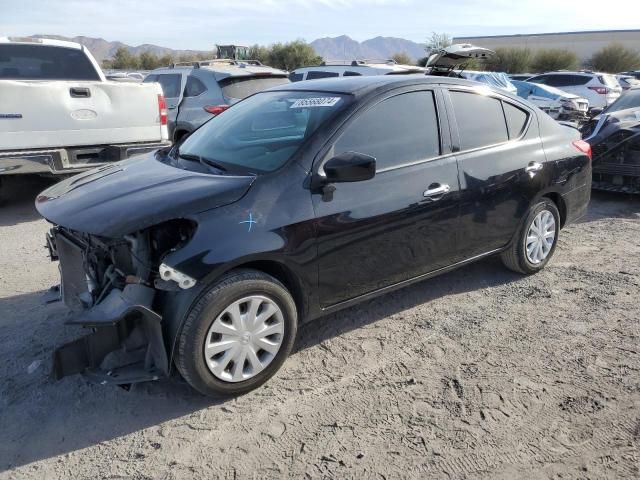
xmin=0 ymin=37 xmax=169 ymax=176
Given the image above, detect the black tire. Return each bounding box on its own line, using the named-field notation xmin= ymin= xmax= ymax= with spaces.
xmin=175 ymin=269 xmax=297 ymax=396
xmin=501 ymin=199 xmax=561 ymax=274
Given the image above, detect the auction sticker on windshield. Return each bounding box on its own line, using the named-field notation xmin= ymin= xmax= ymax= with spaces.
xmin=290 ymin=97 xmax=341 ymax=108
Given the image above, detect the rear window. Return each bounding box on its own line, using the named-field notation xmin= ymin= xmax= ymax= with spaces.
xmin=502 ymin=102 xmax=529 ymax=139
xmin=343 ymin=71 xmax=362 ymax=77
xmin=449 ymin=91 xmax=509 ymax=150
xmin=289 ymin=72 xmax=303 ymax=82
xmin=598 ymin=74 xmax=620 ymax=88
xmin=220 ymin=76 xmax=289 ymax=100
xmin=603 ymin=89 xmax=640 ymax=114
xmin=306 ymin=71 xmax=340 ymax=80
xmin=546 ymin=75 xmax=590 ymax=87
xmin=0 ymin=44 xmax=100 ymax=81
xmin=151 ymin=73 xmax=182 ymax=98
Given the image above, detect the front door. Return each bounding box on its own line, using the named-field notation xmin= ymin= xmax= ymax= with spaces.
xmin=313 ymin=89 xmax=461 ymax=308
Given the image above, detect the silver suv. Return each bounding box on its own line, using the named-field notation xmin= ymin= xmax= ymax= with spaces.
xmin=145 ymin=60 xmax=289 ymax=142
xmin=526 ymin=71 xmax=622 ymax=110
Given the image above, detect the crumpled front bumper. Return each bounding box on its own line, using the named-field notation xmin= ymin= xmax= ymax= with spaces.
xmin=53 ymin=284 xmax=169 ymax=385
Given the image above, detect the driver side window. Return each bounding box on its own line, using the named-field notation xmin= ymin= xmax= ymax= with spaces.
xmin=333 ymin=91 xmax=440 ymax=171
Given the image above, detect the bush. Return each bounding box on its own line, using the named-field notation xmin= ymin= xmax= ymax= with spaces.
xmin=588 ymin=43 xmax=640 ymax=73
xmin=391 ymin=52 xmax=412 ymax=65
xmin=265 ymin=40 xmax=323 ymax=71
xmin=530 ymin=49 xmax=578 ymax=73
xmin=486 ymin=47 xmax=532 ymax=73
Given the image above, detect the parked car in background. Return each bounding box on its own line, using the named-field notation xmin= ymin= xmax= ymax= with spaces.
xmin=0 ymin=37 xmax=169 ymax=178
xmin=526 ymin=71 xmax=622 ymax=110
xmin=583 ymin=87 xmax=640 ymax=193
xmin=509 ymin=74 xmax=535 ymax=81
xmin=458 ymin=71 xmax=517 ymax=94
xmin=619 ymin=70 xmax=640 ymax=80
xmin=288 ymin=60 xmax=424 ymax=82
xmin=104 ymin=71 xmax=147 ymax=82
xmin=144 ymin=59 xmax=289 ymax=143
xmin=616 ymin=75 xmax=640 ymax=91
xmin=512 ymin=80 xmax=589 ymax=121
xmin=37 ymin=75 xmax=591 ymax=396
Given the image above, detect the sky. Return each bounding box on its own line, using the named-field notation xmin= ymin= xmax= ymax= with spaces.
xmin=1 ymin=0 xmax=639 ymax=49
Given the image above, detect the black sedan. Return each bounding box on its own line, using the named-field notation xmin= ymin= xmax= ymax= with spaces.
xmin=36 ymin=75 xmax=592 ymax=396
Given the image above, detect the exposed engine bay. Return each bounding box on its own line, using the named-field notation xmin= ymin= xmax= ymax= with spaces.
xmin=46 ymin=220 xmax=196 ymax=386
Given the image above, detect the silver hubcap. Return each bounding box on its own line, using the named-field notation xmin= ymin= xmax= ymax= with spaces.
xmin=525 ymin=210 xmax=556 ymax=264
xmin=204 ymin=295 xmax=284 ymax=383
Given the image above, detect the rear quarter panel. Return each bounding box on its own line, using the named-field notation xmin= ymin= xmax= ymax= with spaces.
xmin=538 ymin=115 xmax=591 ymax=223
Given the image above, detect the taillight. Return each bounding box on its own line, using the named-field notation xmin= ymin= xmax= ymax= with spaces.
xmin=588 ymin=86 xmax=609 ymax=95
xmin=157 ymin=94 xmax=168 ymax=126
xmin=204 ymin=104 xmax=230 ymax=116
xmin=572 ymin=139 xmax=592 ymax=160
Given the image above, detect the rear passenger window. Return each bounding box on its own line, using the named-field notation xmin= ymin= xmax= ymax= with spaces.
xmin=502 ymin=102 xmax=529 ymax=139
xmin=184 ymin=76 xmax=206 ymax=97
xmin=449 ymin=91 xmax=508 ymax=150
xmin=307 ymin=71 xmax=340 ymax=80
xmin=334 ymin=91 xmax=440 ymax=170
xmin=343 ymin=71 xmax=362 ymax=77
xmin=156 ymin=74 xmax=182 ymax=98
xmin=289 ymin=72 xmax=303 ymax=82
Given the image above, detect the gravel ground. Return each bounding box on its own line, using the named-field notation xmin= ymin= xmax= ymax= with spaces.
xmin=0 ymin=175 xmax=639 ymax=479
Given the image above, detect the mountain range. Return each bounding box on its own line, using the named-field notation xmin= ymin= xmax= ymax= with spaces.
xmin=27 ymin=34 xmax=427 ymax=63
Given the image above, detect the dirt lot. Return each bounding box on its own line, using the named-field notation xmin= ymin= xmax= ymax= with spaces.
xmin=0 ymin=176 xmax=639 ymax=479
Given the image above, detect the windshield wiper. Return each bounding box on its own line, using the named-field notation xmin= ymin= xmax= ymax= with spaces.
xmin=178 ymin=152 xmax=227 ymax=172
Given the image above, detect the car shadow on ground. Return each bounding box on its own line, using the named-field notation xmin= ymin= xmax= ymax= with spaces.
xmin=1 ymin=255 xmax=521 ymax=471
xmin=578 ymin=190 xmax=640 ymax=223
xmin=0 ymin=175 xmax=56 ymax=227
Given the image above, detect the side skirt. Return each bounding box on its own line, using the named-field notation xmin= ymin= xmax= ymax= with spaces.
xmin=317 ymin=248 xmax=504 ymax=316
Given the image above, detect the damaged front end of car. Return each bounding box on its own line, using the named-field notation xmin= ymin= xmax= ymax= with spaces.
xmin=586 ymin=108 xmax=640 ymax=194
xmin=47 ymin=219 xmax=197 ymax=386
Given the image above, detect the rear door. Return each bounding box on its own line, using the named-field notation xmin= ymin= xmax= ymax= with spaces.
xmin=145 ymin=72 xmax=185 ymax=133
xmin=313 ymin=88 xmax=461 ymax=307
xmin=444 ymin=88 xmax=547 ymax=257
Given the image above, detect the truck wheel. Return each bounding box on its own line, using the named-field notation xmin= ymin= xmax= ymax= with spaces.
xmin=175 ymin=269 xmax=297 ymax=396
xmin=501 ymin=199 xmax=560 ymax=274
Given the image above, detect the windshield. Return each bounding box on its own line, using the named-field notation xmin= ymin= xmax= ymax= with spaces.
xmin=0 ymin=44 xmax=100 ymax=80
xmin=219 ymin=76 xmax=289 ymax=100
xmin=176 ymin=91 xmax=351 ymax=174
xmin=604 ymin=89 xmax=640 ymax=115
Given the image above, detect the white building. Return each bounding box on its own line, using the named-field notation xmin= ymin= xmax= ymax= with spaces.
xmin=453 ymin=30 xmax=640 ymax=62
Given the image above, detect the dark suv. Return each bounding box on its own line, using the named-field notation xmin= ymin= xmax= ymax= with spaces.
xmin=37 ymin=76 xmax=592 ymax=396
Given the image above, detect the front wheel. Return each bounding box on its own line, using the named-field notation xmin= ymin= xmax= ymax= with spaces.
xmin=175 ymin=269 xmax=297 ymax=396
xmin=501 ymin=200 xmax=560 ymax=274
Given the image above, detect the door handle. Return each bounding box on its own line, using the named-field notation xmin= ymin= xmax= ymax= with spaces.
xmin=423 ymin=183 xmax=450 ymax=198
xmin=69 ymin=87 xmax=91 ymax=98
xmin=525 ymin=162 xmax=543 ymax=174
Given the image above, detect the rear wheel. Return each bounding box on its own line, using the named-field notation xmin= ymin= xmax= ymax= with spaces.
xmin=175 ymin=269 xmax=297 ymax=396
xmin=501 ymin=199 xmax=560 ymax=274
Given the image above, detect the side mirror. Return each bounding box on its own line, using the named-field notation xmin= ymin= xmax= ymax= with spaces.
xmin=323 ymin=151 xmax=376 ymax=184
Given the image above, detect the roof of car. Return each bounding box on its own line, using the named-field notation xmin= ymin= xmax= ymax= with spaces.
xmin=150 ymin=61 xmax=287 ymax=81
xmin=268 ymin=74 xmax=489 ymax=96
xmin=0 ymin=36 xmax=82 ymax=50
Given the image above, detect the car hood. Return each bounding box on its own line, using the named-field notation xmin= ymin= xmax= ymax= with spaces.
xmin=36 ymin=152 xmax=255 ymax=238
